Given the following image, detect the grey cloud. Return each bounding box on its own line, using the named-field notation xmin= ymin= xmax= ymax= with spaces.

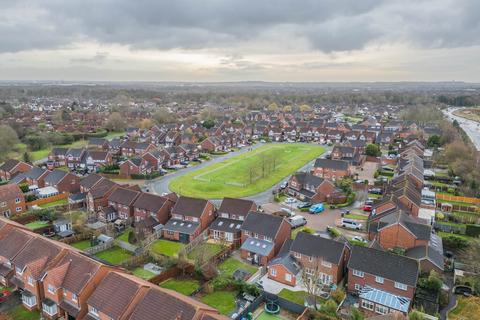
xmin=0 ymin=0 xmax=479 ymax=54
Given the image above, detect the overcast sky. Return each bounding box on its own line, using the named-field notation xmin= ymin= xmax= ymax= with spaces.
xmin=1 ymin=0 xmax=479 ymax=82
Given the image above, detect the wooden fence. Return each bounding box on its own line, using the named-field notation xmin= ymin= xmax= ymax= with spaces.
xmin=26 ymin=193 xmax=69 ymax=207
xmin=85 ymin=240 xmax=114 ymax=255
xmin=148 ymin=264 xmax=195 ymax=285
xmin=436 ymin=193 xmax=480 ymax=206
xmin=180 ymin=229 xmax=209 ymax=256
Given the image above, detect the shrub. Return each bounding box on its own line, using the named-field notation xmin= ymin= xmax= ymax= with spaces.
xmin=418 ymin=270 xmax=443 ymax=293
xmin=331 ymin=288 xmax=346 ymax=304
xmin=408 ymin=310 xmax=425 ymax=320
xmin=321 ymin=300 xmax=338 ymax=317
xmin=466 ymin=224 xmax=480 ymax=237
xmin=442 ymin=235 xmax=469 ymax=250
xmin=350 ymin=307 xmax=364 ymax=320
xmin=327 ymin=227 xmax=341 ymax=238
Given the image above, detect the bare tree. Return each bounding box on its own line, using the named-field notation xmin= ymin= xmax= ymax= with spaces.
xmin=301 ymin=259 xmax=323 ymax=310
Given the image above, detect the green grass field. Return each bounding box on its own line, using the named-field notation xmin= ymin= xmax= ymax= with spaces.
xmin=24 ymin=220 xmax=50 ymax=230
xmin=71 ymin=239 xmax=92 ymax=250
xmin=132 ymin=267 xmax=156 ymax=280
xmin=94 ymin=246 xmax=132 ymax=265
xmin=39 ymin=198 xmax=68 ymax=208
xmin=170 ymin=143 xmax=325 ymax=198
xmin=150 ymin=239 xmax=185 ymax=257
xmin=218 ymin=257 xmax=258 ymax=276
xmin=200 ymin=290 xmax=237 ymax=315
xmin=160 ymin=278 xmax=200 ymax=296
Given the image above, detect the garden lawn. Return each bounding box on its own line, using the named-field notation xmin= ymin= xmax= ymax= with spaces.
xmin=132 ymin=267 xmax=156 ymax=280
xmin=169 ymin=143 xmax=325 ymax=198
xmin=200 ymin=290 xmax=236 ymax=315
xmin=187 ymin=243 xmax=224 ymax=261
xmin=449 ymin=296 xmax=480 ymax=320
xmin=117 ymin=229 xmax=132 ymax=243
xmin=343 ymin=213 xmax=368 ymax=220
xmin=71 ymin=239 xmax=92 ymax=250
xmin=94 ymin=246 xmax=132 ymax=265
xmin=218 ymin=257 xmax=258 ymax=276
xmin=151 ymin=239 xmax=185 ymax=257
xmin=278 ymin=288 xmax=309 ymax=305
xmin=24 ymin=220 xmax=50 ymax=230
xmin=160 ymin=278 xmax=200 ymax=296
xmin=39 ymin=198 xmax=68 ymax=208
xmin=30 ymin=148 xmax=51 ymax=161
xmin=6 ymin=305 xmax=41 ymax=320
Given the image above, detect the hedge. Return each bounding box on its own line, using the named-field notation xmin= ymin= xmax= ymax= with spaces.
xmin=465 ymin=224 xmax=480 ymax=237
xmin=131 ymin=172 xmax=162 ymax=180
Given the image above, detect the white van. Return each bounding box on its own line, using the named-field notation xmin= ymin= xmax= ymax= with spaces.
xmin=341 ymin=218 xmax=362 ymax=230
xmin=289 ymin=216 xmax=307 ymax=228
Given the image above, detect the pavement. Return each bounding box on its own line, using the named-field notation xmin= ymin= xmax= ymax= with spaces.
xmin=148 ymin=143 xmax=331 ymax=205
xmin=443 ymin=107 xmax=480 ymax=151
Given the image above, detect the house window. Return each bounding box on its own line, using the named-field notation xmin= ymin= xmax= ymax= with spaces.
xmin=27 ymin=276 xmax=33 ymax=286
xmin=285 ymin=273 xmax=292 ymax=282
xmin=375 ymin=276 xmax=384 ymax=284
xmin=321 ymin=261 xmax=332 ymax=268
xmin=192 ymin=217 xmax=199 ymax=222
xmin=375 ymin=304 xmax=388 ymax=315
xmin=16 ymin=266 xmax=23 ymax=275
xmin=361 ymin=300 xmax=374 ymax=311
xmin=89 ymin=306 xmax=99 ymax=316
xmin=354 ymin=284 xmax=362 ymax=291
xmin=394 ymin=282 xmax=407 ymax=291
xmin=244 ymin=231 xmax=250 ymax=236
xmin=15 ymin=198 xmax=21 ymax=203
xmin=43 ymin=302 xmax=58 ymax=316
xmin=270 ymin=268 xmax=277 ymax=277
xmin=72 ymin=293 xmax=78 ymax=302
xmin=0 ymin=201 xmax=6 ymax=207
xmin=221 ymin=213 xmax=229 ymax=218
xmin=294 ymin=252 xmax=301 ymax=259
xmin=264 ymin=236 xmax=272 ymax=242
xmin=16 ymin=207 xmax=22 ymax=212
xmin=22 ymin=294 xmax=36 ymax=307
xmin=352 ymin=269 xmax=364 ymax=278
xmin=48 ymin=284 xmax=55 ymax=294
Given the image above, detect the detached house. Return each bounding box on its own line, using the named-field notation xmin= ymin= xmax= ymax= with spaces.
xmin=287 ymin=172 xmax=346 ymax=204
xmin=268 ymin=232 xmax=350 ymax=287
xmin=24 ymin=167 xmax=49 ymax=188
xmin=86 ymin=179 xmax=119 ymax=213
xmin=0 ymin=159 xmax=32 ymax=181
xmin=119 ymin=158 xmax=154 ymax=178
xmin=209 ymin=198 xmax=256 ymax=247
xmin=163 ymin=197 xmax=215 ymax=243
xmin=312 ymin=159 xmax=350 ymax=181
xmin=65 ymin=148 xmax=86 ymax=171
xmin=240 ymin=212 xmax=291 ymax=265
xmin=347 ymin=246 xmax=419 ymax=316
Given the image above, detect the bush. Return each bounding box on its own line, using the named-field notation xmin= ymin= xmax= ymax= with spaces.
xmin=466 ymin=224 xmax=480 ymax=237
xmin=418 ymin=270 xmax=443 ymax=293
xmin=131 ymin=172 xmax=162 ymax=180
xmin=321 ymin=300 xmax=338 ymax=317
xmin=442 ymin=235 xmax=469 ymax=250
xmin=327 ymin=227 xmax=341 ymax=238
xmin=331 ymin=288 xmax=346 ymax=304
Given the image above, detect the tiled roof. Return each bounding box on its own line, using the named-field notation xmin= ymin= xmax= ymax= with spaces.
xmin=218 ymin=197 xmax=255 ymax=217
xmin=133 ymin=193 xmax=171 ymax=212
xmin=241 ymin=212 xmax=285 ymax=239
xmin=0 ymin=228 xmax=34 ymax=261
xmin=108 ymin=187 xmax=140 ymax=206
xmin=0 ymin=184 xmax=23 ymax=202
xmin=172 ymin=196 xmax=209 ymax=218
xmin=290 ymin=232 xmax=347 ymax=264
xmin=314 ymin=158 xmax=349 ymax=171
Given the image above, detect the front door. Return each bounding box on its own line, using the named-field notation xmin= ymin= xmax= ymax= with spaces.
xmin=179 ymin=233 xmax=189 ymax=244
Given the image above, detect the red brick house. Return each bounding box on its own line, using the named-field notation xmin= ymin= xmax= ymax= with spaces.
xmin=107 ymin=187 xmax=141 ymax=220
xmin=133 ymin=192 xmax=175 ymax=225
xmin=0 ymin=159 xmax=32 ymax=181
xmin=24 ymin=167 xmax=50 ymax=188
xmin=0 ymin=227 xmax=35 ymax=286
xmin=312 ymin=159 xmax=350 ymax=181
xmin=209 ymin=198 xmax=256 ymax=247
xmin=86 ymin=179 xmax=119 ymax=213
xmin=0 ymin=184 xmax=26 ymax=218
xmin=287 ymin=172 xmax=346 ymax=204
xmin=44 ymin=170 xmax=80 ymax=194
xmin=368 ymin=210 xmax=430 ymax=250
xmin=268 ymin=232 xmax=350 ymax=287
xmin=347 ymin=246 xmax=419 ymax=316
xmin=163 ymin=196 xmax=215 ymax=243
xmin=141 ymin=150 xmax=164 ymax=170
xmin=119 ymin=158 xmax=155 ymax=178
xmin=79 ymin=174 xmax=105 ymax=193
xmin=240 ymin=212 xmax=291 ymax=266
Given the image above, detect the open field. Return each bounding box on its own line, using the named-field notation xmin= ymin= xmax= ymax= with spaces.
xmin=449 ymin=296 xmax=480 ymax=320
xmin=453 ymin=107 xmax=480 ymax=123
xmin=169 ymin=144 xmax=325 ymax=198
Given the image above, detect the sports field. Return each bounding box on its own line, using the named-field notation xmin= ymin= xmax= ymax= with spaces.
xmin=169 ymin=143 xmax=325 ymax=198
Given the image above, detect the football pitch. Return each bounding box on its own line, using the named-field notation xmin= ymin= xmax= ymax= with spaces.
xmin=169 ymin=143 xmax=325 ymax=198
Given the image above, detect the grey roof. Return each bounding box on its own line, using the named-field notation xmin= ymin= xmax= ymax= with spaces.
xmin=163 ymin=218 xmax=200 ymax=235
xmin=268 ymin=253 xmax=300 ymax=274
xmin=44 ymin=169 xmax=68 ymax=185
xmin=51 ymin=148 xmax=68 ymax=156
xmin=218 ymin=197 xmax=255 ymax=217
xmin=209 ymin=217 xmax=243 ymax=233
xmin=313 ymin=158 xmax=349 ymax=171
xmin=360 ymin=286 xmax=411 ymax=313
xmin=0 ymin=159 xmax=22 ymax=172
xmin=377 ymin=210 xmax=431 ymax=240
xmin=290 ymin=232 xmax=347 ymax=264
xmin=66 ymin=148 xmax=85 ymax=158
xmin=291 ymin=172 xmax=325 ymax=188
xmin=241 ymin=212 xmax=285 ymax=239
xmin=80 ymin=174 xmax=104 ymax=190
xmin=405 ymin=245 xmax=444 ymax=271
xmin=172 ymin=196 xmax=209 ymax=218
xmin=348 ymin=246 xmax=419 ymax=287
xmin=240 ymin=236 xmax=274 ymax=256
xmin=8 ymin=173 xmax=26 ymax=185
xmin=24 ymin=167 xmax=47 ymax=180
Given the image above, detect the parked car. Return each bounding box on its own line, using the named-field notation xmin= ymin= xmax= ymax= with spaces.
xmin=288 ymin=216 xmax=307 ymax=228
xmin=0 ymin=290 xmax=11 ymax=303
xmin=341 ymin=218 xmax=362 ymax=230
xmin=297 ymin=202 xmax=312 ymax=209
xmin=309 ymin=203 xmax=325 ymax=214
xmin=280 ymin=207 xmax=295 ymax=217
xmin=284 ymin=197 xmax=297 ymax=204
xmin=352 ymin=236 xmax=367 ymax=243
xmin=363 ymin=205 xmax=373 ymax=212
xmin=368 ymin=188 xmax=382 ymax=195
xmin=279 ymin=181 xmax=288 ymax=189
